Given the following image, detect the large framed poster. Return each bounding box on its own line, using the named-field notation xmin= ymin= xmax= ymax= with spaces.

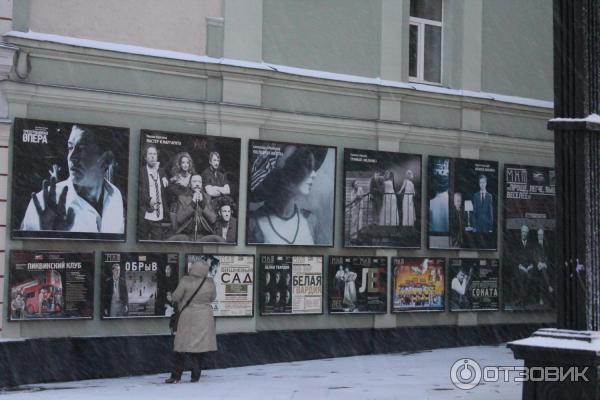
xmin=186 ymin=254 xmax=255 ymax=317
xmin=503 ymin=165 xmax=555 ymax=311
xmin=328 ymin=256 xmax=387 ymax=314
xmin=246 ymin=140 xmax=337 ymax=246
xmin=101 ymin=252 xmax=179 ymax=319
xmin=448 ymin=258 xmax=499 ymax=311
xmin=391 ymin=257 xmax=445 ymax=312
xmin=259 ymin=255 xmax=323 ymax=315
xmin=137 ymin=130 xmax=241 ymax=244
xmin=428 ymin=157 xmax=498 ymax=250
xmin=8 ymin=250 xmax=94 ymax=320
xmin=11 ymin=118 xmax=129 ymax=241
xmin=343 ymin=149 xmax=422 ymax=248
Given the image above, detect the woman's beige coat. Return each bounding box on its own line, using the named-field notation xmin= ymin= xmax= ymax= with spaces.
xmin=172 ymin=261 xmax=217 ymax=353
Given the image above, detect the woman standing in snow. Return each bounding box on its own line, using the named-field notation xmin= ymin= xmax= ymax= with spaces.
xmin=165 ymin=258 xmax=217 ymax=383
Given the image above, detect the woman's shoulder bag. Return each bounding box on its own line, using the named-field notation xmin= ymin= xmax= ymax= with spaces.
xmin=169 ymin=277 xmax=207 ymax=334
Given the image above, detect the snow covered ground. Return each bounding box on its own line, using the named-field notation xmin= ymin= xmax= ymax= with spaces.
xmin=1 ymin=345 xmax=522 ymax=400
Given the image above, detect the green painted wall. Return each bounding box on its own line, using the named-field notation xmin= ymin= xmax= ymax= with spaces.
xmin=481 ymin=0 xmax=553 ymax=101
xmin=262 ymin=0 xmax=382 ymax=77
xmin=261 ymin=85 xmax=379 ymax=120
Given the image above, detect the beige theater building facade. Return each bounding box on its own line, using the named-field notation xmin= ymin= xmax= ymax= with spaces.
xmin=0 ymin=0 xmax=555 ymax=385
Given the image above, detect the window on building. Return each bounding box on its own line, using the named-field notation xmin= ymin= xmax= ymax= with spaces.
xmin=409 ymin=0 xmax=442 ymax=84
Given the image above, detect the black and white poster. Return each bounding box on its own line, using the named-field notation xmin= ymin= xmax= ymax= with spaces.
xmin=448 ymin=258 xmax=499 ymax=311
xmin=391 ymin=257 xmax=445 ymax=312
xmin=187 ymin=254 xmax=254 ymax=317
xmin=138 ymin=130 xmax=240 ymax=244
xmin=11 ymin=118 xmax=129 ymax=241
xmin=259 ymin=255 xmax=323 ymax=315
xmin=8 ymin=251 xmax=94 ymax=320
xmin=246 ymin=140 xmax=336 ymax=246
xmin=428 ymin=157 xmax=498 ymax=250
xmin=328 ymin=256 xmax=387 ymax=314
xmin=343 ymin=149 xmax=421 ymax=248
xmin=101 ymin=252 xmax=179 ymax=319
xmin=503 ymin=165 xmax=555 ymax=311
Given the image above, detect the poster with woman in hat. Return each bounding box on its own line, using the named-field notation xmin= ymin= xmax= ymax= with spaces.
xmin=246 ymin=140 xmax=336 ymax=246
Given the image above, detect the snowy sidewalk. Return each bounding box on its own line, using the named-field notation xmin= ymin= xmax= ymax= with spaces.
xmin=1 ymin=345 xmax=522 ymax=400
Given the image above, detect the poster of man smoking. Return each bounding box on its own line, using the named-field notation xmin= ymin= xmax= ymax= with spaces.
xmin=11 ymin=118 xmax=129 ymax=240
xmin=503 ymin=165 xmax=555 ymax=311
xmin=8 ymin=251 xmax=94 ymax=320
xmin=328 ymin=256 xmax=387 ymax=314
xmin=343 ymin=149 xmax=421 ymax=248
xmin=428 ymin=156 xmax=498 ymax=250
xmin=138 ymin=130 xmax=240 ymax=244
xmin=101 ymin=252 xmax=179 ymax=319
xmin=187 ymin=254 xmax=255 ymax=317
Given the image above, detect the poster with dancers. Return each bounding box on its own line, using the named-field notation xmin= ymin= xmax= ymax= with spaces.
xmin=503 ymin=165 xmax=555 ymax=311
xmin=343 ymin=149 xmax=421 ymax=248
xmin=391 ymin=257 xmax=445 ymax=312
xmin=137 ymin=130 xmax=240 ymax=244
xmin=448 ymin=258 xmax=499 ymax=311
xmin=101 ymin=252 xmax=179 ymax=319
xmin=246 ymin=140 xmax=336 ymax=246
xmin=187 ymin=254 xmax=255 ymax=317
xmin=428 ymin=157 xmax=498 ymax=250
xmin=328 ymin=256 xmax=387 ymax=314
xmin=259 ymin=255 xmax=323 ymax=315
xmin=11 ymin=118 xmax=129 ymax=241
xmin=8 ymin=250 xmax=94 ymax=320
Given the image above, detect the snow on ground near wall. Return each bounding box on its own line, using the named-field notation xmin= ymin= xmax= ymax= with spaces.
xmin=0 ymin=345 xmax=522 ymax=400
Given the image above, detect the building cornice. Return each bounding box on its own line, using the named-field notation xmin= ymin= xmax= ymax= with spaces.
xmin=3 ymin=31 xmax=553 ymax=118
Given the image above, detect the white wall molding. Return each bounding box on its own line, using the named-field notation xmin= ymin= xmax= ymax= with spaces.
xmin=1 ymin=81 xmax=553 ymax=158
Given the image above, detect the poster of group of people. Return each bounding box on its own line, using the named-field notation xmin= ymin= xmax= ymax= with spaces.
xmin=259 ymin=255 xmax=323 ymax=315
xmin=391 ymin=257 xmax=445 ymax=312
xmin=448 ymin=258 xmax=499 ymax=311
xmin=343 ymin=149 xmax=421 ymax=248
xmin=428 ymin=157 xmax=499 ymax=250
xmin=138 ymin=130 xmax=240 ymax=244
xmin=11 ymin=118 xmax=130 ymax=241
xmin=328 ymin=256 xmax=387 ymax=314
xmin=246 ymin=140 xmax=336 ymax=247
xmin=187 ymin=254 xmax=255 ymax=317
xmin=503 ymin=165 xmax=556 ymax=311
xmin=101 ymin=252 xmax=179 ymax=319
xmin=8 ymin=251 xmax=94 ymax=320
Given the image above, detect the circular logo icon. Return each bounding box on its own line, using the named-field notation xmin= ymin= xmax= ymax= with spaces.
xmin=450 ymin=358 xmax=482 ymax=390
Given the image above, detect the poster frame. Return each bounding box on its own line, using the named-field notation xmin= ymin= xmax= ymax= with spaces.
xmin=258 ymin=254 xmax=325 ymax=316
xmin=185 ymin=253 xmax=256 ymax=318
xmin=245 ymin=139 xmax=337 ymax=248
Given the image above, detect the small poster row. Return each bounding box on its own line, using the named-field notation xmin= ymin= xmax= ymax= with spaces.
xmin=8 ymin=251 xmax=255 ymax=321
xmin=8 ymin=251 xmax=514 ymax=321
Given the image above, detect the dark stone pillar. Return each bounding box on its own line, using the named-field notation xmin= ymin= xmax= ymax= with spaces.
xmin=509 ymin=1 xmax=600 ymax=399
xmin=549 ymin=0 xmax=600 ymax=331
